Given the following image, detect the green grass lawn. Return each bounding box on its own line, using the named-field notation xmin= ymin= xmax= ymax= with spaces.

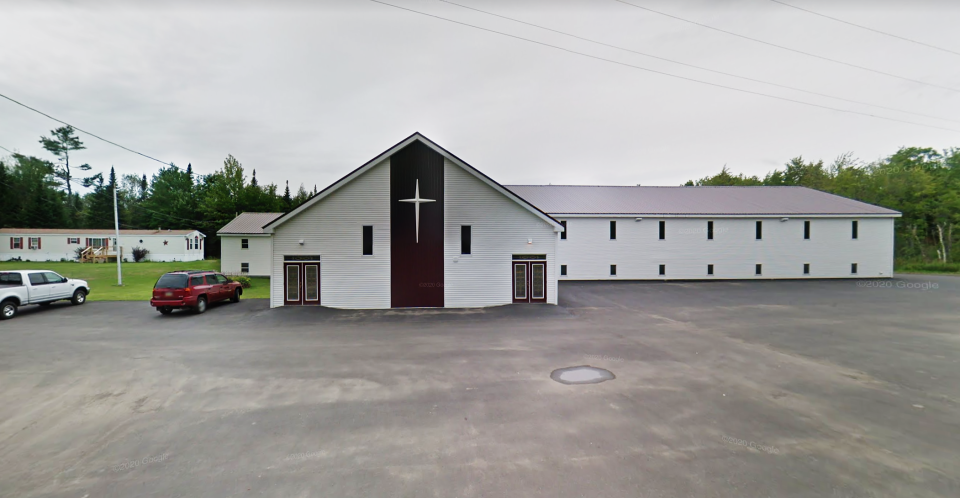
xmin=894 ymin=260 xmax=960 ymax=275
xmin=0 ymin=260 xmax=270 ymax=301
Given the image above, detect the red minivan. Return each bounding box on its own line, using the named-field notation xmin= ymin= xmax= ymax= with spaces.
xmin=150 ymin=270 xmax=242 ymax=315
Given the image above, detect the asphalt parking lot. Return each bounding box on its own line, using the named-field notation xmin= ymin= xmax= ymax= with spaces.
xmin=1 ymin=275 xmax=958 ymax=497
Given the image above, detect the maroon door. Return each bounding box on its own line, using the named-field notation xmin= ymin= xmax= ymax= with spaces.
xmin=512 ymin=261 xmax=547 ymax=304
xmin=284 ymin=262 xmax=320 ymax=306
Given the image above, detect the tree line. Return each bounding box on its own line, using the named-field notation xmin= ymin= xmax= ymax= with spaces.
xmin=1 ymin=125 xmax=957 ymax=263
xmin=0 ymin=126 xmax=315 ymax=257
xmin=683 ymin=148 xmax=960 ymax=264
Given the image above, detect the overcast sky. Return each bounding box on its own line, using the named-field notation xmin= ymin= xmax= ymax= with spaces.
xmin=1 ymin=0 xmax=958 ymax=194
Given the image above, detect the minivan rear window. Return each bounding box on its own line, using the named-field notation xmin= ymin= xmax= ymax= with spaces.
xmin=155 ymin=274 xmax=189 ymax=289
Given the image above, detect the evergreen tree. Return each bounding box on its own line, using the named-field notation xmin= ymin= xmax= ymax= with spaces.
xmin=282 ymin=181 xmax=292 ymax=212
xmin=39 ymin=125 xmax=90 ymax=197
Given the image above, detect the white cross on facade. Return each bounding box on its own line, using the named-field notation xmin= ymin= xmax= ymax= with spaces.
xmin=399 ymin=179 xmax=435 ymax=243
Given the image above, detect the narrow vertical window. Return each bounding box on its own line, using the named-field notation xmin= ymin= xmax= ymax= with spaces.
xmin=659 ymin=221 xmax=666 ymax=240
xmin=241 ymin=238 xmax=249 ymax=249
xmin=803 ymin=263 xmax=810 ymax=275
xmin=560 ymin=220 xmax=567 ymax=240
xmin=755 ymin=264 xmax=762 ymax=275
xmin=707 ymin=264 xmax=714 ymax=275
xmin=460 ymin=225 xmax=471 ymax=255
xmin=560 ymin=264 xmax=567 ymax=276
xmin=803 ymin=221 xmax=810 ymax=240
xmin=610 ymin=264 xmax=617 ymax=276
xmin=659 ymin=264 xmax=666 ymax=276
xmin=610 ymin=220 xmax=616 ymax=240
xmin=241 ymin=263 xmax=250 ymax=274
xmin=362 ymin=225 xmax=373 ymax=255
xmin=852 ymin=220 xmax=858 ymax=239
xmin=756 ymin=221 xmax=763 ymax=240
xmin=707 ymin=221 xmax=714 ymax=240
xmin=851 ymin=263 xmax=858 ymax=274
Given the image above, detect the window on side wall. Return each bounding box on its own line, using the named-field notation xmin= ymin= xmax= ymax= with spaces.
xmin=241 ymin=263 xmax=249 ymax=274
xmin=852 ymin=220 xmax=859 ymax=239
xmin=707 ymin=264 xmax=714 ymax=275
xmin=28 ymin=237 xmax=40 ymax=250
xmin=241 ymin=238 xmax=249 ymax=249
xmin=804 ymin=221 xmax=810 ymax=240
xmin=659 ymin=221 xmax=665 ymax=240
xmin=461 ymin=226 xmax=471 ymax=255
xmin=610 ymin=264 xmax=617 ymax=276
xmin=756 ymin=221 xmax=763 ymax=240
xmin=11 ymin=237 xmax=23 ymax=249
xmin=609 ymin=221 xmax=616 ymax=240
xmin=560 ymin=220 xmax=567 ymax=240
xmin=362 ymin=226 xmax=373 ymax=256
xmin=659 ymin=264 xmax=666 ymax=276
xmin=560 ymin=264 xmax=567 ymax=276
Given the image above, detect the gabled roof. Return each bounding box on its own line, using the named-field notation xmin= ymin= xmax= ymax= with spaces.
xmin=0 ymin=228 xmax=203 ymax=235
xmin=263 ymin=133 xmax=563 ymax=232
xmin=505 ymin=185 xmax=901 ymax=217
xmin=217 ymin=212 xmax=284 ymax=235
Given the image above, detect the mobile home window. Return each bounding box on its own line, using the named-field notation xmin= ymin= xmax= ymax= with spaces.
xmin=241 ymin=238 xmax=249 ymax=249
xmin=707 ymin=264 xmax=714 ymax=275
xmin=560 ymin=264 xmax=567 ymax=276
xmin=803 ymin=263 xmax=810 ymax=275
xmin=460 ymin=225 xmax=471 ymax=255
xmin=659 ymin=264 xmax=666 ymax=276
xmin=67 ymin=237 xmax=80 ymax=244
xmin=707 ymin=221 xmax=714 ymax=240
xmin=852 ymin=220 xmax=858 ymax=239
xmin=659 ymin=221 xmax=665 ymax=240
xmin=756 ymin=221 xmax=763 ymax=240
xmin=803 ymin=221 xmax=810 ymax=240
xmin=241 ymin=263 xmax=250 ymax=274
xmin=87 ymin=238 xmax=108 ymax=248
xmin=610 ymin=220 xmax=616 ymax=240
xmin=28 ymin=237 xmax=40 ymax=249
xmin=610 ymin=264 xmax=617 ymax=276
xmin=560 ymin=220 xmax=567 ymax=240
xmin=756 ymin=264 xmax=762 ymax=275
xmin=851 ymin=263 xmax=858 ymax=274
xmin=10 ymin=237 xmax=22 ymax=249
xmin=362 ymin=225 xmax=373 ymax=256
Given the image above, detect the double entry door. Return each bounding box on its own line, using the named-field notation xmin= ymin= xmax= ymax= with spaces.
xmin=512 ymin=257 xmax=547 ymax=304
xmin=283 ymin=258 xmax=320 ymax=305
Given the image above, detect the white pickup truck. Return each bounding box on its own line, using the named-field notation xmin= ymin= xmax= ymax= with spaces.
xmin=0 ymin=270 xmax=91 ymax=320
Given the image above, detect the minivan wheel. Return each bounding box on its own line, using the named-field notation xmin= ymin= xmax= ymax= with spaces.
xmin=1 ymin=300 xmax=16 ymax=320
xmin=195 ymin=296 xmax=207 ymax=314
xmin=230 ymin=288 xmax=241 ymax=303
xmin=71 ymin=289 xmax=87 ymax=305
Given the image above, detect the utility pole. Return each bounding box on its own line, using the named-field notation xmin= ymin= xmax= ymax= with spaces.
xmin=113 ymin=181 xmax=122 ymax=286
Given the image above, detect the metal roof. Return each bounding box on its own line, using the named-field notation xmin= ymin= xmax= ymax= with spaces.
xmin=504 ymin=186 xmax=901 ymax=216
xmin=0 ymin=228 xmax=201 ymax=235
xmin=217 ymin=212 xmax=284 ymax=234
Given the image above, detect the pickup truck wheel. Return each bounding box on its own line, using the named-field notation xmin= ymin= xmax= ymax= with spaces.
xmin=230 ymin=288 xmax=241 ymax=303
xmin=1 ymin=300 xmax=17 ymax=320
xmin=71 ymin=289 xmax=87 ymax=305
xmin=194 ymin=296 xmax=207 ymax=314
xmin=158 ymin=307 xmax=173 ymax=315
xmin=39 ymin=302 xmax=52 ymax=307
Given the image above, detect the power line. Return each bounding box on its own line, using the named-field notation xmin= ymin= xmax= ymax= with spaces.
xmin=0 ymin=144 xmax=14 ymax=154
xmin=368 ymin=0 xmax=958 ymax=133
xmin=438 ymin=0 xmax=960 ymax=125
xmin=769 ymin=0 xmax=960 ymax=58
xmin=612 ymin=0 xmax=960 ymax=93
xmin=0 ymin=92 xmax=172 ymax=166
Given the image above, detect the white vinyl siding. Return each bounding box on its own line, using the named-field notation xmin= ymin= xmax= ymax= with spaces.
xmin=557 ymin=217 xmax=894 ymax=280
xmin=0 ymin=232 xmax=204 ymax=262
xmin=444 ymin=159 xmax=558 ymax=307
xmin=221 ymin=235 xmax=272 ymax=276
xmin=270 ymin=159 xmax=391 ymax=309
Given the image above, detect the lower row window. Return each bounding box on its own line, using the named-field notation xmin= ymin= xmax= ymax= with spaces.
xmin=560 ymin=264 xmax=567 ymax=276
xmin=610 ymin=264 xmax=617 ymax=276
xmin=241 ymin=263 xmax=250 ymax=274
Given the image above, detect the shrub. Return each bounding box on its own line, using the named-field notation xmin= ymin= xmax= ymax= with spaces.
xmin=74 ymin=247 xmax=85 ymax=261
xmin=132 ymin=246 xmax=150 ymax=262
xmin=229 ymin=275 xmax=252 ymax=288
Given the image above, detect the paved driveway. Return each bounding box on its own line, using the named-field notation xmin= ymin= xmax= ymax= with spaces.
xmin=0 ymin=275 xmax=958 ymax=497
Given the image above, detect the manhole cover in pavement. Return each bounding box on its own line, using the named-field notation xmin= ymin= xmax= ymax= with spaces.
xmin=550 ymin=365 xmax=615 ymax=385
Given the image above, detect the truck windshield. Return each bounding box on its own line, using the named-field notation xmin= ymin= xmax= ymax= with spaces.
xmin=155 ymin=274 xmax=189 ymax=289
